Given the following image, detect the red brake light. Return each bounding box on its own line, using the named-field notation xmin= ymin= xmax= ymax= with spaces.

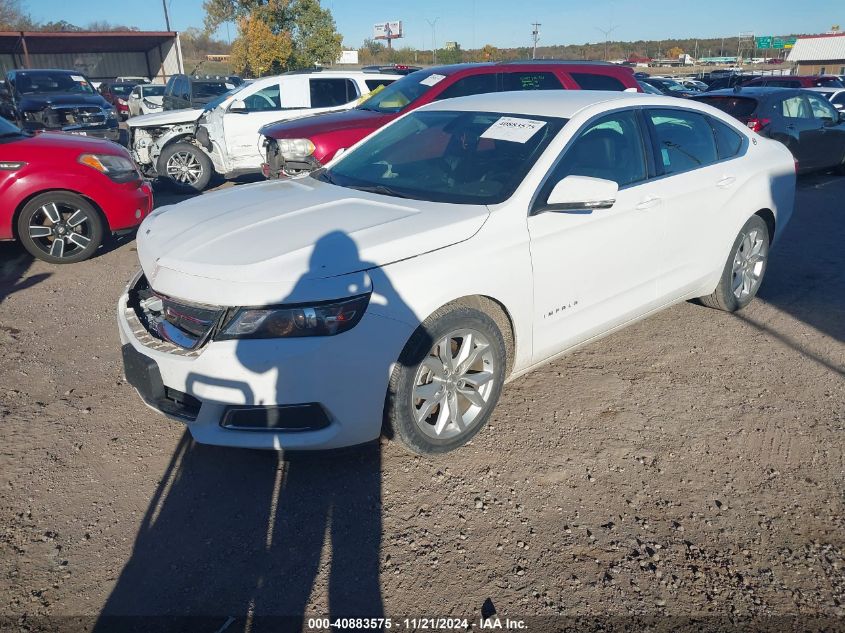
xmin=745 ymin=117 xmax=770 ymax=133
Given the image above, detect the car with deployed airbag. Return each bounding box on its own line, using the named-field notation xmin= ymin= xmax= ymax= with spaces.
xmin=118 ymin=91 xmax=795 ymax=454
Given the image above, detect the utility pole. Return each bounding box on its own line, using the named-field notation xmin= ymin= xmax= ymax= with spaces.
xmin=426 ymin=17 xmax=440 ymax=65
xmin=531 ymin=22 xmax=541 ymax=59
xmin=595 ymin=22 xmax=618 ymax=61
xmin=162 ymin=0 xmax=171 ymax=31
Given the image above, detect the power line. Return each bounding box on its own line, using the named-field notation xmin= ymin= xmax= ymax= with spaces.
xmin=595 ymin=22 xmax=618 ymax=61
xmin=426 ymin=17 xmax=440 ymax=65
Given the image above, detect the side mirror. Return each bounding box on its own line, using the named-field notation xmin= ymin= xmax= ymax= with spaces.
xmin=537 ymin=175 xmax=618 ymax=214
xmin=229 ymin=99 xmax=247 ymax=113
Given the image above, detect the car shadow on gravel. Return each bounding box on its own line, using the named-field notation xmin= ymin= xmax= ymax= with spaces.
xmin=749 ymin=174 xmax=845 ymax=369
xmin=0 ymin=242 xmax=50 ymax=306
xmin=96 ymin=231 xmax=426 ymax=632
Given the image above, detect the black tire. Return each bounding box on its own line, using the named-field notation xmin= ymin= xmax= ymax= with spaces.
xmin=16 ymin=192 xmax=104 ymax=264
xmin=700 ymin=214 xmax=770 ymax=312
xmin=158 ymin=141 xmax=213 ymax=192
xmin=385 ymin=304 xmax=507 ymax=455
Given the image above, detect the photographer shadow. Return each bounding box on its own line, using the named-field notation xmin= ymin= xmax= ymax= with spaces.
xmin=97 ymin=230 xmax=425 ymax=632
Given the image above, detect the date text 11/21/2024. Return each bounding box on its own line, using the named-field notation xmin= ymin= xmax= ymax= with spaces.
xmin=306 ymin=617 xmax=527 ymax=629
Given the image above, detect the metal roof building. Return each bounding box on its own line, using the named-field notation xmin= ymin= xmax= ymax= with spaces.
xmin=786 ymin=33 xmax=845 ymax=75
xmin=0 ymin=31 xmax=185 ymax=83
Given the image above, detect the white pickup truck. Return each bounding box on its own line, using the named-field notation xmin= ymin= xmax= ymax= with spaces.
xmin=127 ymin=70 xmax=401 ymax=191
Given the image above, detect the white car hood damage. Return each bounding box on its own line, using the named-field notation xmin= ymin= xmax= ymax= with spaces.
xmin=127 ymin=108 xmax=204 ymax=128
xmin=137 ymin=178 xmax=489 ymax=306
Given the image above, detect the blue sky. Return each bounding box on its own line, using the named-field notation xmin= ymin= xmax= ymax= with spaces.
xmin=29 ymin=0 xmax=845 ymax=50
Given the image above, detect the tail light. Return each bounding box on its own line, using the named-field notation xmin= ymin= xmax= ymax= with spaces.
xmin=745 ymin=117 xmax=770 ymax=132
xmin=794 ymin=160 xmax=799 ymax=173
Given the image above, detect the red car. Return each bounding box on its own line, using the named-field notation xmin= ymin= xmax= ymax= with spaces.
xmin=742 ymin=75 xmax=845 ymax=89
xmin=99 ymin=81 xmax=143 ymax=119
xmin=0 ymin=117 xmax=153 ymax=263
xmin=260 ymin=61 xmax=640 ymax=178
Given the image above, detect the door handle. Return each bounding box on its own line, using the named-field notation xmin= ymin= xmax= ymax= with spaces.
xmin=635 ymin=196 xmax=660 ymax=210
xmin=717 ymin=176 xmax=736 ymax=188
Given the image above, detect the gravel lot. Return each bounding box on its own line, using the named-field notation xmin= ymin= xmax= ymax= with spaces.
xmin=1 ymin=173 xmax=843 ymax=631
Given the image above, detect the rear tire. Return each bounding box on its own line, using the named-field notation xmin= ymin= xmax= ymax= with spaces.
xmin=158 ymin=141 xmax=213 ymax=192
xmin=700 ymin=215 xmax=769 ymax=312
xmin=385 ymin=305 xmax=507 ymax=455
xmin=16 ymin=192 xmax=104 ymax=264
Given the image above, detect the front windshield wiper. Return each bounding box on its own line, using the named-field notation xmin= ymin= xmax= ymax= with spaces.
xmin=347 ymin=184 xmax=411 ymax=199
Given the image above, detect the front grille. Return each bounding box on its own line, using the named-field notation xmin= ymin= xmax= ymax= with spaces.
xmin=25 ymin=105 xmax=108 ymax=130
xmin=127 ymin=273 xmax=225 ymax=353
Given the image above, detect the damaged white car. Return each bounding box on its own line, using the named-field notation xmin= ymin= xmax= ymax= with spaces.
xmin=127 ymin=70 xmax=401 ymax=191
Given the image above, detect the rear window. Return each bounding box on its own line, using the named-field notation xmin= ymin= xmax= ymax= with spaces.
xmin=570 ymin=73 xmax=626 ymax=91
xmin=694 ymin=96 xmax=758 ymax=119
xmin=365 ymin=78 xmax=395 ymax=91
xmin=310 ymin=78 xmax=358 ymax=108
xmin=502 ymin=72 xmax=563 ymax=91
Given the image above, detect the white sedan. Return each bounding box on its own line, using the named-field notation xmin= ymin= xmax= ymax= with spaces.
xmin=118 ymin=91 xmax=795 ymax=454
xmin=127 ymin=83 xmax=166 ymax=117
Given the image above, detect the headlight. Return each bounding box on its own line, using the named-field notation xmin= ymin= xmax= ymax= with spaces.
xmin=105 ymin=108 xmax=119 ymax=121
xmin=217 ymin=294 xmax=370 ymax=340
xmin=278 ymin=138 xmax=316 ymax=160
xmin=78 ymin=153 xmax=139 ymax=183
xmin=143 ymin=98 xmax=161 ymax=109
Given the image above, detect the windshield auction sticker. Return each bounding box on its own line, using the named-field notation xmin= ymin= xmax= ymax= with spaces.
xmin=420 ymin=73 xmax=446 ymax=87
xmin=480 ymin=116 xmax=547 ymax=143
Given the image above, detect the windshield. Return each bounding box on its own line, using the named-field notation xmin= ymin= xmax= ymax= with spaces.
xmin=193 ymin=81 xmax=234 ymax=100
xmin=315 ymin=110 xmax=566 ymax=205
xmin=655 ymin=79 xmax=688 ymax=92
xmin=110 ymin=84 xmax=135 ymax=96
xmin=142 ymin=85 xmax=166 ymax=97
xmin=357 ymin=70 xmax=444 ymax=114
xmin=13 ymin=71 xmax=96 ymax=95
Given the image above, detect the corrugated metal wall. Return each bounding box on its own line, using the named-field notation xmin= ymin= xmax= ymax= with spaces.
xmin=0 ymin=38 xmax=183 ymax=82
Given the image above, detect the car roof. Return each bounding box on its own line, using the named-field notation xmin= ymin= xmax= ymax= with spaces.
xmin=238 ymin=72 xmax=404 ymax=90
xmin=420 ymin=60 xmax=628 ymax=76
xmin=420 ymin=90 xmax=700 ymax=120
xmin=699 ymin=87 xmax=803 ymax=97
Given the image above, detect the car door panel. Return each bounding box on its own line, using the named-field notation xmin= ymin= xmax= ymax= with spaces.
xmin=527 ymin=109 xmax=664 ymax=364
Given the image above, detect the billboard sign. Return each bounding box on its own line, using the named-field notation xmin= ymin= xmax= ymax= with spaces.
xmin=374 ymin=21 xmax=403 ymax=40
xmin=338 ymin=50 xmax=359 ymax=64
xmin=755 ymin=36 xmax=772 ymax=49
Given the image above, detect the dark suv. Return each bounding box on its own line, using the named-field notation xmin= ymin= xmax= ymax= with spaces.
xmin=742 ymin=75 xmax=844 ymax=89
xmin=260 ymin=61 xmax=640 ymax=178
xmin=0 ymin=69 xmax=119 ymax=142
xmin=162 ymin=74 xmax=236 ymax=111
xmin=693 ymin=87 xmax=845 ymax=173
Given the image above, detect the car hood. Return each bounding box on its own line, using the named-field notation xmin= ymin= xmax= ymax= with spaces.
xmin=259 ymin=107 xmax=390 ymax=139
xmin=137 ymin=177 xmax=489 ymax=306
xmin=127 ymin=108 xmax=203 ymax=128
xmin=18 ymin=93 xmax=109 ymax=110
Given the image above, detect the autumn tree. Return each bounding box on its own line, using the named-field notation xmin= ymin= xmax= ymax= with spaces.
xmin=666 ymin=46 xmax=684 ymax=59
xmin=480 ymin=44 xmax=499 ymax=61
xmin=203 ymin=0 xmax=341 ymax=69
xmin=230 ymin=11 xmax=292 ymax=76
xmin=0 ymin=0 xmax=32 ymax=29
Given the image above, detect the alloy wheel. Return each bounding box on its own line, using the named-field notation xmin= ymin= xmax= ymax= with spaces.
xmin=165 ymin=150 xmax=203 ymax=185
xmin=412 ymin=328 xmax=497 ymax=440
xmin=27 ymin=201 xmax=94 ymax=259
xmin=731 ymin=227 xmax=768 ymax=300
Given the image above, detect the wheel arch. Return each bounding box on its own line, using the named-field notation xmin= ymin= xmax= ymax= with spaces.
xmin=754 ymin=208 xmax=776 ymax=243
xmin=12 ymin=189 xmax=110 ymax=240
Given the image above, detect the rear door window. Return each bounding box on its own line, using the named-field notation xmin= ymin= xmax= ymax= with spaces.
xmin=501 ymin=72 xmax=563 ymax=91
xmin=648 ymin=109 xmax=718 ymax=175
xmin=569 ymin=73 xmax=626 ymax=91
xmin=309 ymin=78 xmax=359 ymax=107
xmin=435 ymin=73 xmax=498 ymax=100
xmin=779 ymin=95 xmax=812 ymax=119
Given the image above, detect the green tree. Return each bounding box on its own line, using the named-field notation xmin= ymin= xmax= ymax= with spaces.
xmin=203 ymin=0 xmax=341 ymax=68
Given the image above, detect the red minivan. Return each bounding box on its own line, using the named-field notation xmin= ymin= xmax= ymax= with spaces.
xmin=260 ymin=61 xmax=640 ymax=178
xmin=0 ymin=117 xmax=152 ymax=263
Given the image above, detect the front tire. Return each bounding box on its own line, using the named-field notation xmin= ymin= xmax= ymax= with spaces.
xmin=16 ymin=192 xmax=104 ymax=264
xmin=700 ymin=215 xmax=770 ymax=312
xmin=158 ymin=141 xmax=213 ymax=192
xmin=385 ymin=305 xmax=507 ymax=455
